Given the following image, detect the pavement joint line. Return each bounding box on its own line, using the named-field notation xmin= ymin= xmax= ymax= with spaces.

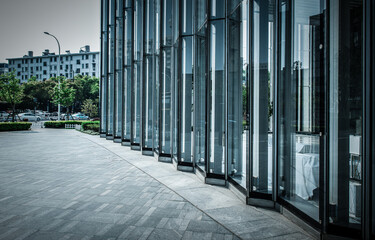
xmin=81 ymin=134 xmax=244 ymax=240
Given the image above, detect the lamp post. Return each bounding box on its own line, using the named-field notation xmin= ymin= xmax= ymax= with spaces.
xmin=44 ymin=32 xmax=61 ymax=121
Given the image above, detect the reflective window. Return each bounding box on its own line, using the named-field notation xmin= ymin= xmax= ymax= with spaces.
xmin=228 ymin=1 xmax=248 ymax=188
xmin=278 ymin=0 xmax=325 ymax=221
xmin=145 ymin=0 xmax=154 ymax=54
xmin=194 ymin=24 xmax=207 ymax=171
xmin=162 ymin=0 xmax=173 ymax=46
xmin=210 ymin=0 xmax=225 ymax=19
xmin=208 ymin=20 xmax=225 ymax=175
xmin=251 ymin=0 xmax=274 ymax=194
xmin=196 ymin=0 xmax=207 ymax=30
xmin=329 ymin=0 xmax=363 ymax=229
xmin=132 ymin=63 xmax=142 ymax=144
xmin=134 ymin=0 xmax=143 ymax=61
xmin=181 ymin=0 xmax=193 ymax=35
xmin=180 ymin=37 xmax=194 ymax=162
xmin=160 ymin=48 xmax=172 ymax=154
xmin=154 ymin=57 xmax=160 ymax=152
xmin=143 ymin=57 xmax=154 ymax=149
xmin=124 ymin=8 xmax=133 ymax=66
xmin=123 ymin=67 xmax=132 ymax=140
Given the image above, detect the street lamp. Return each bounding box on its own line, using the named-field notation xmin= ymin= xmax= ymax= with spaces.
xmin=44 ymin=31 xmax=61 ymax=121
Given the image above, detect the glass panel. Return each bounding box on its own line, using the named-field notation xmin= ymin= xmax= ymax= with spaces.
xmin=124 ymin=8 xmax=133 ymax=66
xmin=162 ymin=0 xmax=173 ymax=46
xmin=195 ymin=24 xmax=207 ymax=171
xmin=181 ymin=0 xmax=193 ymax=35
xmin=101 ymin=30 xmax=108 ymax=132
xmin=278 ymin=0 xmax=325 ymax=222
xmin=115 ymin=17 xmax=123 ymax=138
xmin=172 ymin=45 xmax=178 ymax=159
xmin=107 ymin=21 xmax=115 ymax=135
xmin=154 ymin=57 xmax=160 ymax=152
xmin=134 ymin=0 xmax=143 ymax=61
xmin=329 ymin=0 xmax=363 ymax=228
xmin=210 ymin=0 xmax=225 ymax=19
xmin=251 ymin=0 xmax=274 ymax=194
xmin=132 ymin=63 xmax=141 ymax=144
xmin=229 ymin=0 xmax=241 ymax=12
xmin=180 ymin=37 xmax=194 ymax=162
xmin=123 ymin=67 xmax=132 ymax=140
xmin=160 ymin=48 xmax=172 ymax=154
xmin=208 ymin=20 xmax=225 ymax=175
xmin=173 ymin=0 xmax=179 ymax=42
xmin=228 ymin=2 xmax=248 ymax=188
xmin=125 ymin=0 xmax=132 ymax=9
xmin=143 ymin=57 xmax=153 ymax=148
xmin=155 ymin=0 xmax=160 ymax=53
xmin=196 ymin=0 xmax=207 ymax=30
xmin=145 ymin=0 xmax=154 ymax=54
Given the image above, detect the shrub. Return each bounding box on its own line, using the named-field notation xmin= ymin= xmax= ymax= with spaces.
xmin=44 ymin=121 xmax=84 ymax=128
xmin=81 ymin=121 xmax=100 ymax=132
xmin=0 ymin=122 xmax=32 ymax=131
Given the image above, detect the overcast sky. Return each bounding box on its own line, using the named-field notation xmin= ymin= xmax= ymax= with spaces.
xmin=0 ymin=0 xmax=100 ymax=62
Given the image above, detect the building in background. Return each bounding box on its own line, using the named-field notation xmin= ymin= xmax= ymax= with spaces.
xmin=0 ymin=63 xmax=8 ymax=75
xmin=7 ymin=46 xmax=100 ymax=82
xmin=100 ymin=0 xmax=375 ymax=239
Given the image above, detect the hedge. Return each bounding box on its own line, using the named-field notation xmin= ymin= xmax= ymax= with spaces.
xmin=44 ymin=121 xmax=85 ymax=128
xmin=0 ymin=122 xmax=32 ymax=131
xmin=81 ymin=121 xmax=100 ymax=132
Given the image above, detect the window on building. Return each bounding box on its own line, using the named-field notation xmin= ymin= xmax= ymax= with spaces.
xmin=77 ymin=60 xmax=80 ymax=64
xmin=86 ymin=55 xmax=89 ymax=60
xmin=43 ymin=62 xmax=47 ymax=66
xmin=18 ymin=64 xmax=21 ymax=68
xmin=17 ymin=72 xmax=21 ymax=76
xmin=82 ymin=55 xmax=84 ymax=60
xmin=93 ymin=73 xmax=95 ymax=77
xmin=30 ymin=59 xmax=33 ymax=63
xmin=70 ymin=64 xmax=72 ymax=69
xmin=22 ymin=67 xmax=24 ymax=71
xmin=60 ymin=65 xmax=62 ymax=70
xmin=36 ymin=66 xmax=39 ymax=71
xmin=76 ymin=68 xmax=80 ymax=73
xmin=43 ymin=70 xmax=47 ymax=75
xmin=93 ymin=55 xmax=96 ymax=59
xmin=85 ymin=63 xmax=89 ymax=68
xmin=25 ymin=67 xmax=28 ymax=71
xmin=82 ymin=64 xmax=84 ymax=69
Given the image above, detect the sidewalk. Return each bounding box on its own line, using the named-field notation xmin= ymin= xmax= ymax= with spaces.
xmin=0 ymin=129 xmax=315 ymax=240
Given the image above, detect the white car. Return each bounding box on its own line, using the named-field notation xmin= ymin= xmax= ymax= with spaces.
xmin=19 ymin=113 xmax=41 ymax=122
xmin=72 ymin=113 xmax=89 ymax=120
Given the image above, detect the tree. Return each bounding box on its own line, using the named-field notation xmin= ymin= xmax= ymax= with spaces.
xmin=81 ymin=99 xmax=98 ymax=118
xmin=21 ymin=78 xmax=56 ymax=111
xmin=0 ymin=71 xmax=23 ymax=122
xmin=71 ymin=75 xmax=99 ymax=111
xmin=52 ymin=77 xmax=76 ymax=119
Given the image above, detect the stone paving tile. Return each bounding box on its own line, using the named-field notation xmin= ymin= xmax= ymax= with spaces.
xmin=0 ymin=129 xmax=316 ymax=240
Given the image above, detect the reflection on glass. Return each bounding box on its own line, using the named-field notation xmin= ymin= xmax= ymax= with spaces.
xmin=209 ymin=20 xmax=225 ymax=174
xmin=162 ymin=0 xmax=172 ymax=46
xmin=145 ymin=0 xmax=154 ymax=54
xmin=228 ymin=2 xmax=248 ymax=188
xmin=143 ymin=57 xmax=153 ymax=148
xmin=251 ymin=0 xmax=274 ymax=194
xmin=210 ymin=0 xmax=225 ymax=19
xmin=195 ymin=25 xmax=207 ymax=171
xmin=278 ymin=0 xmax=325 ymax=221
xmin=180 ymin=37 xmax=193 ymax=162
xmin=161 ymin=48 xmax=172 ymax=154
xmin=196 ymin=0 xmax=207 ymax=29
xmin=329 ymin=0 xmax=363 ymax=228
xmin=124 ymin=9 xmax=132 ymax=66
xmin=132 ymin=63 xmax=141 ymax=144
xmin=115 ymin=17 xmax=123 ymax=138
xmin=181 ymin=0 xmax=193 ymax=35
xmin=154 ymin=57 xmax=160 ymax=152
xmin=123 ymin=67 xmax=131 ymax=140
xmin=172 ymin=45 xmax=178 ymax=159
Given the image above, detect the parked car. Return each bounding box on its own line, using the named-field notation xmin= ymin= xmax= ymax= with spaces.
xmin=0 ymin=111 xmax=9 ymax=122
xmin=72 ymin=113 xmax=89 ymax=120
xmin=18 ymin=113 xmax=41 ymax=122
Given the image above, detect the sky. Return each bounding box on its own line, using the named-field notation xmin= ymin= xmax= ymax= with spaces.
xmin=0 ymin=0 xmax=100 ymax=62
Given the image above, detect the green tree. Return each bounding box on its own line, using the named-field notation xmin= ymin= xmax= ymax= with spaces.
xmin=21 ymin=78 xmax=56 ymax=111
xmin=72 ymin=75 xmax=99 ymax=111
xmin=0 ymin=72 xmax=23 ymax=122
xmin=52 ymin=78 xmax=76 ymax=119
xmin=81 ymin=99 xmax=98 ymax=118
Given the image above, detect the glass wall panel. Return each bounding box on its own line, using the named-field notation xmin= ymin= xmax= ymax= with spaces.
xmin=134 ymin=0 xmax=143 ymax=61
xmin=154 ymin=57 xmax=160 ymax=152
xmin=181 ymin=0 xmax=193 ymax=35
xmin=277 ymin=0 xmax=325 ymax=222
xmin=228 ymin=2 xmax=248 ymax=188
xmin=251 ymin=0 xmax=274 ymax=194
xmin=123 ymin=6 xmax=133 ymax=141
xmin=180 ymin=37 xmax=193 ymax=162
xmin=123 ymin=67 xmax=132 ymax=140
xmin=210 ymin=0 xmax=225 ymax=19
xmin=172 ymin=45 xmax=178 ymax=160
xmin=197 ymin=0 xmax=207 ymax=29
xmin=107 ymin=0 xmax=116 ymax=136
xmin=162 ymin=0 xmax=172 ymax=46
xmin=208 ymin=20 xmax=225 ymax=175
xmin=195 ymin=24 xmax=207 ymax=171
xmin=100 ymin=0 xmax=108 ymax=133
xmin=143 ymin=57 xmax=153 ymax=149
xmin=329 ymin=0 xmax=363 ymax=229
xmin=132 ymin=62 xmax=142 ymax=144
xmin=160 ymin=48 xmax=172 ymax=154
xmin=145 ymin=0 xmax=154 ymax=54
xmin=115 ymin=16 xmax=123 ymax=138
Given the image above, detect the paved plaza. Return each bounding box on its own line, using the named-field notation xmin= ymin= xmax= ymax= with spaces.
xmin=0 ymin=129 xmax=315 ymax=239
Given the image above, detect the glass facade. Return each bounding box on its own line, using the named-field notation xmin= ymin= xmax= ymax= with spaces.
xmin=100 ymin=0 xmax=375 ymax=238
